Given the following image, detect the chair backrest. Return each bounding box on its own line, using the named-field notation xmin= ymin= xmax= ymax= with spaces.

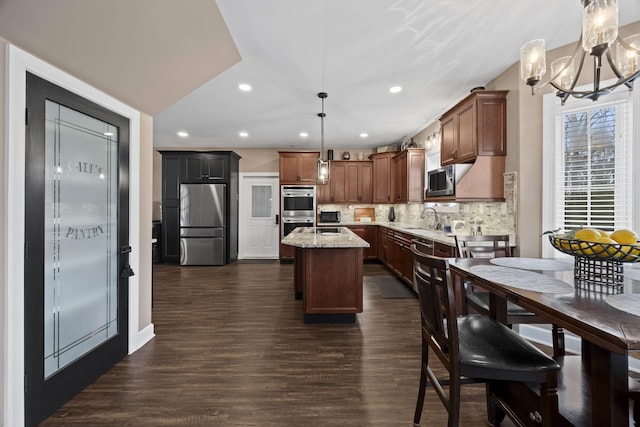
xmin=411 ymin=244 xmax=458 ymax=368
xmin=454 ymin=234 xmax=512 ymax=259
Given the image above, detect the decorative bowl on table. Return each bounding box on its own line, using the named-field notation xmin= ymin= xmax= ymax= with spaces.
xmin=548 ymin=234 xmax=640 ymax=293
xmin=548 ymin=234 xmax=640 ymax=262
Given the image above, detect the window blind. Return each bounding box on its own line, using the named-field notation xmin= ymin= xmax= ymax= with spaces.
xmin=555 ymin=97 xmax=632 ymax=233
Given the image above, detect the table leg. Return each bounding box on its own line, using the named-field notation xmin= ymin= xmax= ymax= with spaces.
xmin=583 ymin=341 xmax=628 ymax=426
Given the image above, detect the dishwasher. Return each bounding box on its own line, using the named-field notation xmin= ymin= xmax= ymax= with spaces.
xmin=411 ymin=238 xmax=434 ymax=293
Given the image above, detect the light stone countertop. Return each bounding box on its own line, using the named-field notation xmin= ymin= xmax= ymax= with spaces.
xmin=281 ymin=226 xmax=370 ymax=249
xmin=318 ymin=221 xmax=456 ymax=245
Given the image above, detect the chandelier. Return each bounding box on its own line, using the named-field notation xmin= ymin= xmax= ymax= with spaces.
xmin=520 ymin=0 xmax=640 ymax=104
xmin=317 ymin=92 xmax=329 ymax=184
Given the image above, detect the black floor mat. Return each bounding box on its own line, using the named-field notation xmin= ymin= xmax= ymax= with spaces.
xmin=364 ymin=276 xmax=417 ymax=299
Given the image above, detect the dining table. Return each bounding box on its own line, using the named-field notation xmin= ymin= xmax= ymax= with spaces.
xmin=448 ymin=257 xmax=640 ymax=426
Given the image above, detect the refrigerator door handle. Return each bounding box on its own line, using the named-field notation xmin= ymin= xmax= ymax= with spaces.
xmin=275 ymin=214 xmax=279 ymax=225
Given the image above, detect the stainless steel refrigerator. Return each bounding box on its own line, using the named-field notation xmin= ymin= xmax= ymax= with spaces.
xmin=179 ymin=183 xmax=226 ymax=265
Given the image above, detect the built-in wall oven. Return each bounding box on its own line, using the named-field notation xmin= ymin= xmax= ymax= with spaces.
xmin=281 ymin=185 xmax=316 ymax=238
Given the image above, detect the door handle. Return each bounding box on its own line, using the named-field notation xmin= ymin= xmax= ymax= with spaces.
xmin=120 ymin=245 xmax=132 ymax=255
xmin=120 ymin=264 xmax=135 ymax=278
xmin=275 ymin=214 xmax=279 ymax=225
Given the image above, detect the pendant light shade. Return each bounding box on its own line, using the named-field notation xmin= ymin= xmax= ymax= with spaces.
xmin=317 ymin=92 xmax=329 ymax=185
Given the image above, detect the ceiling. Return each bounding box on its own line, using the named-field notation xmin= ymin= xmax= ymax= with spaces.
xmin=2 ymin=1 xmax=640 ymax=151
xmin=154 ymin=0 xmax=640 ymax=150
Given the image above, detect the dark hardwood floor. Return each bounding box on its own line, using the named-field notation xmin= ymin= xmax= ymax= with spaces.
xmin=39 ymin=261 xmax=500 ymax=426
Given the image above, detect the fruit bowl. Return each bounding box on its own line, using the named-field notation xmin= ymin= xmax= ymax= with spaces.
xmin=548 ymin=234 xmax=640 ymax=262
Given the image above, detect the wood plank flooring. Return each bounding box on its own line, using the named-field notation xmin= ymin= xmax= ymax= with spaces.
xmin=39 ymin=262 xmax=500 ymax=426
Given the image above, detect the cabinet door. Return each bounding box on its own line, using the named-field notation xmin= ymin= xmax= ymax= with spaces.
xmin=279 ymin=153 xmax=301 ymax=183
xmin=393 ymin=153 xmax=408 ymax=202
xmin=407 ymin=150 xmax=425 ymax=202
xmin=345 ymin=163 xmax=360 ymax=202
xmin=348 ymin=226 xmax=377 ymax=260
xmin=434 ymin=242 xmax=455 ymax=257
xmin=316 ymin=182 xmax=331 ymax=203
xmin=182 ymin=156 xmax=206 ymax=182
xmin=440 ymin=114 xmax=457 ymax=165
xmin=456 ymin=100 xmax=477 ymax=162
xmin=203 ymin=155 xmax=227 ymax=180
xmin=329 ymin=162 xmax=347 ymax=202
xmin=298 ymin=153 xmax=319 ymax=183
xmin=358 ymin=162 xmax=373 ymax=203
xmin=477 ymin=95 xmax=507 ymax=156
xmin=378 ymin=227 xmax=389 ymax=263
xmin=372 ymin=153 xmax=393 ymax=203
xmin=162 ymin=155 xmax=181 ymax=200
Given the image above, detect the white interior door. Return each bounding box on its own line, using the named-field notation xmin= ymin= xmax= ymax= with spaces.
xmin=240 ymin=175 xmax=279 ymax=259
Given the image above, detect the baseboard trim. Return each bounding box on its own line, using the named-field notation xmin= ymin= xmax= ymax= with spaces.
xmin=520 ymin=325 xmax=640 ymax=374
xmin=129 ymin=323 xmax=155 ymax=354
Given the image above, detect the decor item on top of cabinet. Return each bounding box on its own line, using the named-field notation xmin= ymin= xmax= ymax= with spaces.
xmin=400 ymin=137 xmax=417 ymax=151
xmin=316 ymin=92 xmax=329 ymax=185
xmin=521 ymin=0 xmax=640 ymax=105
xmin=342 ymin=152 xmax=351 ymax=160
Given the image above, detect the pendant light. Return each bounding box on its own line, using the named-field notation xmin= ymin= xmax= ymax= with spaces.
xmin=520 ymin=0 xmax=640 ymax=104
xmin=317 ymin=92 xmax=329 ymax=184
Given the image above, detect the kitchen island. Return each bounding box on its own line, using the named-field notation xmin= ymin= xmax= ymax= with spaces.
xmin=281 ymin=227 xmax=370 ymax=323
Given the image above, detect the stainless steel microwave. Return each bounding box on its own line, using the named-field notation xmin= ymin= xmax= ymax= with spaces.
xmin=427 ymin=166 xmax=455 ymax=197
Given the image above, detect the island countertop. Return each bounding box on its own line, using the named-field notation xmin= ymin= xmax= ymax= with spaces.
xmin=281 ymin=226 xmax=370 ymax=249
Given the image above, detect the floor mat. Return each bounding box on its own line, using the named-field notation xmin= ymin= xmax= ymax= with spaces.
xmin=364 ymin=276 xmax=417 ymax=299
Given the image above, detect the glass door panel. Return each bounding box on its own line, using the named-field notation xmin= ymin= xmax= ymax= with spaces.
xmin=43 ymin=100 xmax=119 ymax=377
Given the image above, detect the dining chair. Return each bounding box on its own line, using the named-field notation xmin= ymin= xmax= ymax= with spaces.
xmin=411 ymin=245 xmax=560 ymax=427
xmin=630 ymin=377 xmax=640 ymax=426
xmin=454 ymin=234 xmax=566 ymax=358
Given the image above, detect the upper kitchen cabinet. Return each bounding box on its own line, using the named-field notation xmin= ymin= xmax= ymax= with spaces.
xmin=181 ymin=152 xmax=228 ymax=182
xmin=369 ymin=152 xmax=395 ymax=203
xmin=279 ymin=151 xmax=320 ymax=184
xmin=440 ymin=90 xmax=507 ymax=166
xmin=393 ymin=148 xmax=425 ymax=203
xmin=325 ymin=161 xmax=373 ymax=204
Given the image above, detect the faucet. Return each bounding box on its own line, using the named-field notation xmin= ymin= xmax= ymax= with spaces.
xmin=422 ymin=206 xmax=441 ymax=230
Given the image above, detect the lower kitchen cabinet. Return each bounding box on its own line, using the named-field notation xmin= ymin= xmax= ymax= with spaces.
xmin=387 ymin=230 xmax=414 ymax=285
xmin=347 ymin=225 xmax=377 ymax=260
xmin=434 ymin=242 xmax=456 ymax=257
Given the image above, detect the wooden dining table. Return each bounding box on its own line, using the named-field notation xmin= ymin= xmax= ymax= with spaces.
xmin=449 ymin=257 xmax=640 ymax=426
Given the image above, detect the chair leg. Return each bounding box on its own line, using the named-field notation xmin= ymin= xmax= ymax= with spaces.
xmin=537 ymin=373 xmax=559 ymax=427
xmin=486 ymin=382 xmax=506 ymax=426
xmin=447 ymin=371 xmax=461 ymax=427
xmin=634 ymin=397 xmax=639 ymax=427
xmin=552 ymin=325 xmax=565 ymax=358
xmin=413 ymin=344 xmax=428 ymax=426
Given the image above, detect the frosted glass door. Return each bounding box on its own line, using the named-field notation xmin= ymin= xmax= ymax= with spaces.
xmin=43 ymin=100 xmax=119 ymax=377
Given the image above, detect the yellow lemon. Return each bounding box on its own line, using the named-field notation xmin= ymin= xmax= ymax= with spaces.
xmin=595 ymin=229 xmax=610 ymax=238
xmin=594 ymin=236 xmax=618 ymax=258
xmin=575 ymin=228 xmax=601 ymax=241
xmin=610 ymin=229 xmax=638 ymax=245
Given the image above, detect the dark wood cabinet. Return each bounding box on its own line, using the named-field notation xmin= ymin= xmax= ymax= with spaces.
xmin=392 ymin=149 xmax=425 ymax=203
xmin=182 ymin=153 xmax=227 ymax=182
xmin=347 ymin=225 xmax=377 ymax=260
xmin=440 ymin=90 xmax=507 ymax=166
xmin=278 ymin=151 xmax=319 ymax=184
xmin=434 ymin=242 xmax=455 ymax=257
xmin=378 ymin=226 xmax=389 ymax=264
xmin=159 ymin=151 xmax=240 ymax=264
xmin=387 ymin=230 xmax=414 ymax=285
xmin=326 ymin=161 xmax=372 ymax=203
xmin=370 ymin=152 xmax=395 ymax=203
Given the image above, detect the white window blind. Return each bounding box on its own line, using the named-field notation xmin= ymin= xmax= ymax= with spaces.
xmin=554 ymin=96 xmax=633 ymax=233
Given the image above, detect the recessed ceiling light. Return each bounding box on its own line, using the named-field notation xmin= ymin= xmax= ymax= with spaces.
xmin=300 ymin=132 xmax=308 ymax=138
xmin=238 ymin=83 xmax=252 ymax=92
xmin=239 ymin=131 xmax=249 ymax=138
xmin=389 ymin=86 xmax=402 ymax=94
xmin=360 ymin=133 xmax=369 ymax=138
xmin=177 ymin=131 xmax=189 ymax=138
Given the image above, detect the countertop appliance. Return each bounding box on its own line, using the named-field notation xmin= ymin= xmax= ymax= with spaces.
xmin=179 ymin=183 xmax=226 ymax=266
xmin=427 ymin=165 xmax=455 ymax=197
xmin=319 ymin=211 xmax=341 ymax=223
xmin=281 ymin=185 xmax=316 ymax=238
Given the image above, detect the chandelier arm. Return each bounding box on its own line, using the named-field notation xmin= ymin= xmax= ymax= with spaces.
xmin=532 ymin=38 xmax=586 ymax=94
xmin=605 ymin=48 xmax=625 ymax=80
xmin=616 ymin=35 xmax=640 ymax=56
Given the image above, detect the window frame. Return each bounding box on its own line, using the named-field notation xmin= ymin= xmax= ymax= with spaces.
xmin=542 ymin=82 xmax=640 ymax=259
